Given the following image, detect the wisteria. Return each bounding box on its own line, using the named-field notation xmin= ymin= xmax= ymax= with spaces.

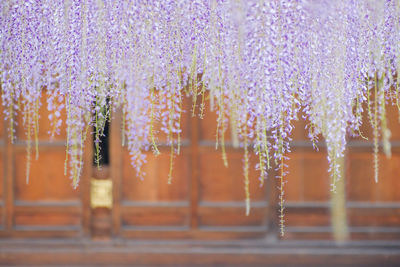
xmin=1 ymin=0 xmax=400 ymax=236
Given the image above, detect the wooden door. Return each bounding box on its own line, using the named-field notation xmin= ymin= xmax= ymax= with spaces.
xmin=110 ymin=98 xmax=272 ymax=239
xmin=0 ymin=97 xmax=91 ymax=238
xmin=283 ymin=103 xmax=400 ymax=240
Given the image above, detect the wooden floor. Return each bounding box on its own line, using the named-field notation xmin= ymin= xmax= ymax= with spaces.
xmin=0 ymin=238 xmax=399 ymax=266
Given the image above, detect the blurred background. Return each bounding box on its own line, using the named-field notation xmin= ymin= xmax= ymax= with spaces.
xmin=0 ymin=95 xmax=400 ymax=266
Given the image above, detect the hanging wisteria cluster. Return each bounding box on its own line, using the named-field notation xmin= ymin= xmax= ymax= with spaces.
xmin=1 ymin=0 xmax=400 ymax=235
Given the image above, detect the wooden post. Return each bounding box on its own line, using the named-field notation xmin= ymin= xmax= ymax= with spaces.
xmin=331 ymin=156 xmax=349 ymax=243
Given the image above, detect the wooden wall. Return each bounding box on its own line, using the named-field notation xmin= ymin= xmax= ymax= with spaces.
xmin=0 ymin=95 xmax=399 ymax=243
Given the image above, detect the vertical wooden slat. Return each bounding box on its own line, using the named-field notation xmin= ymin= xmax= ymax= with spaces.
xmin=110 ymin=109 xmax=122 ymax=236
xmin=5 ymin=129 xmax=14 ymax=233
xmin=190 ymin=107 xmax=199 ymax=229
xmin=267 ymin=165 xmax=279 ymax=239
xmin=1 ymin=105 xmax=4 ymax=229
xmin=4 ymin=102 xmax=15 ymax=233
xmin=81 ymin=129 xmax=93 ymax=237
xmin=330 ymin=156 xmax=349 ymax=243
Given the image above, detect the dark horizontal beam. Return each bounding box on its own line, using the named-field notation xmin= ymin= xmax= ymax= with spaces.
xmin=122 ymin=225 xmax=189 ymax=232
xmin=285 ymin=201 xmax=400 ymax=209
xmin=122 ymin=140 xmax=191 ymax=148
xmin=121 ymin=201 xmax=189 ymax=208
xmin=199 ymin=201 xmax=268 ymax=208
xmin=13 ymin=140 xmax=66 ymax=147
xmin=14 ymin=200 xmax=81 ymax=207
xmin=286 ymin=226 xmax=400 ymax=233
xmin=13 ymin=225 xmax=81 ymax=232
xmin=198 ymin=140 xmax=400 ymax=149
xmin=199 ymin=225 xmax=267 ymax=232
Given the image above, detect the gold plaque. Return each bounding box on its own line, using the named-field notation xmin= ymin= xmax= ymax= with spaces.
xmin=90 ymin=178 xmax=113 ymax=209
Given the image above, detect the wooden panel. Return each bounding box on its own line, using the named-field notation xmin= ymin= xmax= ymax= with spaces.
xmin=350 ymin=231 xmax=400 ymax=241
xmin=199 ymin=106 xmax=226 ymax=142
xmin=198 ymin=106 xmax=257 ymax=142
xmin=283 ymin=118 xmax=335 ymax=240
xmin=284 ymin=150 xmax=330 ymax=202
xmin=348 ymin=207 xmax=400 ymax=227
xmin=3 ymin=88 xmax=90 ymax=237
xmin=15 ymin=94 xmax=67 ymax=141
xmin=198 ymin=206 xmax=267 ymax=227
xmin=14 ymin=151 xmax=80 ymax=201
xmin=198 ymin=102 xmax=262 ymax=143
xmin=121 ymin=148 xmax=190 ymax=202
xmin=198 ymin=150 xmax=266 ymax=202
xmin=196 ymin=102 xmax=270 ymax=238
xmin=14 ymin=209 xmax=80 ymax=227
xmin=349 ymin=102 xmax=400 ymax=141
xmin=152 ymin=117 xmax=190 ymax=142
xmin=386 ymin=103 xmax=400 ymax=140
xmin=125 ymin=93 xmax=191 ymax=143
xmin=285 ymin=227 xmax=400 ymax=241
xmin=121 ymin=206 xmax=188 ymax=227
xmin=347 ymin=152 xmax=400 ymax=202
xmin=285 ymin=206 xmax=331 ymax=227
xmin=291 ymin=112 xmax=309 ymax=141
xmin=280 ymin=111 xmax=324 ymax=142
